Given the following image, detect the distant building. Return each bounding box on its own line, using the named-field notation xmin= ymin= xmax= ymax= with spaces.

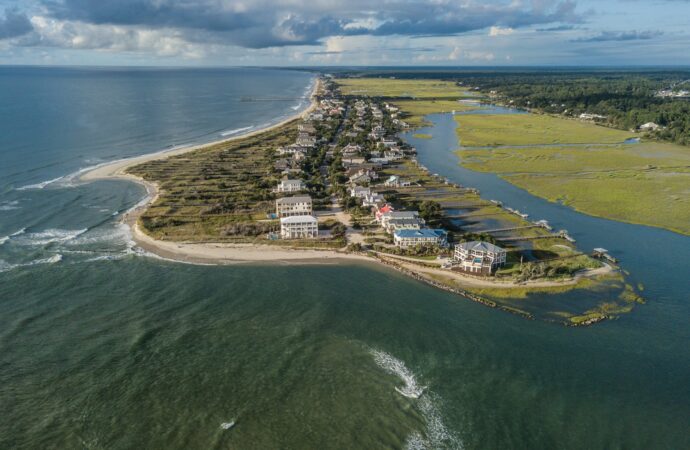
xmin=276 ymin=195 xmax=312 ymax=218
xmin=280 ymin=215 xmax=318 ymax=239
xmin=350 ymin=186 xmax=371 ymax=198
xmin=639 ymin=122 xmax=660 ymax=131
xmin=454 ymin=241 xmax=507 ymax=275
xmin=393 ymin=229 xmax=447 ymax=248
xmin=383 ymin=175 xmax=411 ymax=188
xmin=276 ymin=179 xmax=304 ymax=193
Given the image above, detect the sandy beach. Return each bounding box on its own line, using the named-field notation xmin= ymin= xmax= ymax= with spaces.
xmin=79 ymin=78 xmax=371 ymax=265
xmin=79 ymin=76 xmax=614 ymax=291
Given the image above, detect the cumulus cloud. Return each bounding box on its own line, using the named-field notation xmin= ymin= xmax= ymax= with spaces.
xmin=0 ymin=8 xmax=33 ymax=40
xmin=35 ymin=0 xmax=581 ymax=49
xmin=15 ymin=16 xmax=205 ymax=58
xmin=573 ymin=30 xmax=663 ymax=42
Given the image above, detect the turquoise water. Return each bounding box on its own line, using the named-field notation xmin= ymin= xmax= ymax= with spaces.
xmin=1 ymin=70 xmax=689 ymax=449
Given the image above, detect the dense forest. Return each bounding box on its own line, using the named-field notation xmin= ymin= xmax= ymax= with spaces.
xmin=322 ymin=68 xmax=690 ymax=146
xmin=459 ymin=73 xmax=690 ymax=146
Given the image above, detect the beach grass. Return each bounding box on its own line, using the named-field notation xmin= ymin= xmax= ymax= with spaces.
xmin=128 ymin=121 xmax=297 ymax=241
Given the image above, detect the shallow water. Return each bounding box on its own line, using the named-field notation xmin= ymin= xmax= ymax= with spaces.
xmin=1 ymin=71 xmax=689 ymax=449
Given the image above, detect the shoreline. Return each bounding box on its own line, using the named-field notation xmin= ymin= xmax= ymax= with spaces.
xmin=80 ymin=78 xmax=372 ymax=265
xmin=79 ymin=77 xmax=616 ymax=305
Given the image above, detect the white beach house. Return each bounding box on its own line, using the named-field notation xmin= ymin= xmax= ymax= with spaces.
xmin=276 ymin=179 xmax=304 ymax=193
xmin=280 ymin=215 xmax=318 ymax=239
xmin=276 ymin=195 xmax=312 ymax=218
xmin=454 ymin=241 xmax=507 ymax=275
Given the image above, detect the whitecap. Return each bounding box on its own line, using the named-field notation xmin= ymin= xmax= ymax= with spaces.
xmin=0 ymin=254 xmax=62 ymax=273
xmin=0 ymin=228 xmax=26 ymax=246
xmin=220 ymin=126 xmax=253 ymax=137
xmin=14 ymin=228 xmax=88 ymax=246
xmin=16 ymin=176 xmax=65 ymax=191
xmin=0 ymin=200 xmax=21 ymax=211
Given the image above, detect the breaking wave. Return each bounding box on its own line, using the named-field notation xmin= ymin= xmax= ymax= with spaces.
xmin=16 ymin=176 xmax=65 ymax=191
xmin=0 ymin=200 xmax=21 ymax=211
xmin=0 ymin=254 xmax=63 ymax=273
xmin=220 ymin=126 xmax=253 ymax=137
xmin=369 ymin=349 xmax=462 ymax=450
xmin=12 ymin=228 xmax=88 ymax=246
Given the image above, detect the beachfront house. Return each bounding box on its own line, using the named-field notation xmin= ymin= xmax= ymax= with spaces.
xmin=453 ymin=241 xmax=507 ymax=275
xmin=276 ymin=195 xmax=312 ymax=218
xmin=276 ymin=179 xmax=304 ymax=193
xmin=393 ymin=229 xmax=447 ymax=248
xmin=280 ymin=215 xmax=318 ymax=239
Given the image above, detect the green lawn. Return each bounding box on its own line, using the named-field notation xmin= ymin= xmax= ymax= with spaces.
xmin=455 ymin=113 xmax=635 ymax=147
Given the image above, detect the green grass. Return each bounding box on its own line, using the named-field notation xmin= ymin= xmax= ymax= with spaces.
xmin=337 ymin=78 xmax=469 ymax=99
xmin=412 ymin=133 xmax=433 ymax=139
xmin=460 ymin=142 xmax=690 ymax=235
xmin=393 ymin=100 xmax=477 ymax=127
xmin=455 ymin=113 xmax=635 ymax=147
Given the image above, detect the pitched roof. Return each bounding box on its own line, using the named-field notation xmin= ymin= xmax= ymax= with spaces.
xmin=280 ymin=215 xmax=317 ymax=224
xmin=394 ymin=229 xmax=446 ymax=239
xmin=276 ymin=195 xmax=312 ymax=204
xmin=456 ymin=241 xmax=505 ymax=253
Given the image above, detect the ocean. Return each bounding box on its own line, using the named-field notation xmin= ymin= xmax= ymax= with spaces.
xmin=1 ymin=67 xmax=688 ymax=449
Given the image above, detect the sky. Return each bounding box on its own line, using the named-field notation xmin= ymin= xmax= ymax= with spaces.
xmin=0 ymin=0 xmax=688 ymax=67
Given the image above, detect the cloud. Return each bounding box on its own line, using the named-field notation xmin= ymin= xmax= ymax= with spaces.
xmin=448 ymin=46 xmax=495 ymax=62
xmin=15 ymin=16 xmax=206 ymax=58
xmin=573 ymin=30 xmax=663 ymax=42
xmin=0 ymin=8 xmax=33 ymax=40
xmin=35 ymin=0 xmax=581 ymax=49
xmin=489 ymin=26 xmax=514 ymax=36
xmin=536 ymin=24 xmax=576 ymax=31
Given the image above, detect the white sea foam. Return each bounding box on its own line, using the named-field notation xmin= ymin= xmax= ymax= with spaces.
xmin=0 ymin=228 xmax=26 ymax=245
xmin=220 ymin=126 xmax=253 ymax=137
xmin=370 ymin=349 xmax=462 ymax=450
xmin=16 ymin=176 xmax=65 ymax=191
xmin=67 ymin=222 xmax=130 ymax=247
xmin=0 ymin=200 xmax=21 ymax=211
xmin=370 ymin=349 xmax=425 ymax=399
xmin=14 ymin=228 xmax=88 ymax=246
xmin=220 ymin=421 xmax=235 ymax=430
xmin=0 ymin=254 xmax=63 ymax=273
